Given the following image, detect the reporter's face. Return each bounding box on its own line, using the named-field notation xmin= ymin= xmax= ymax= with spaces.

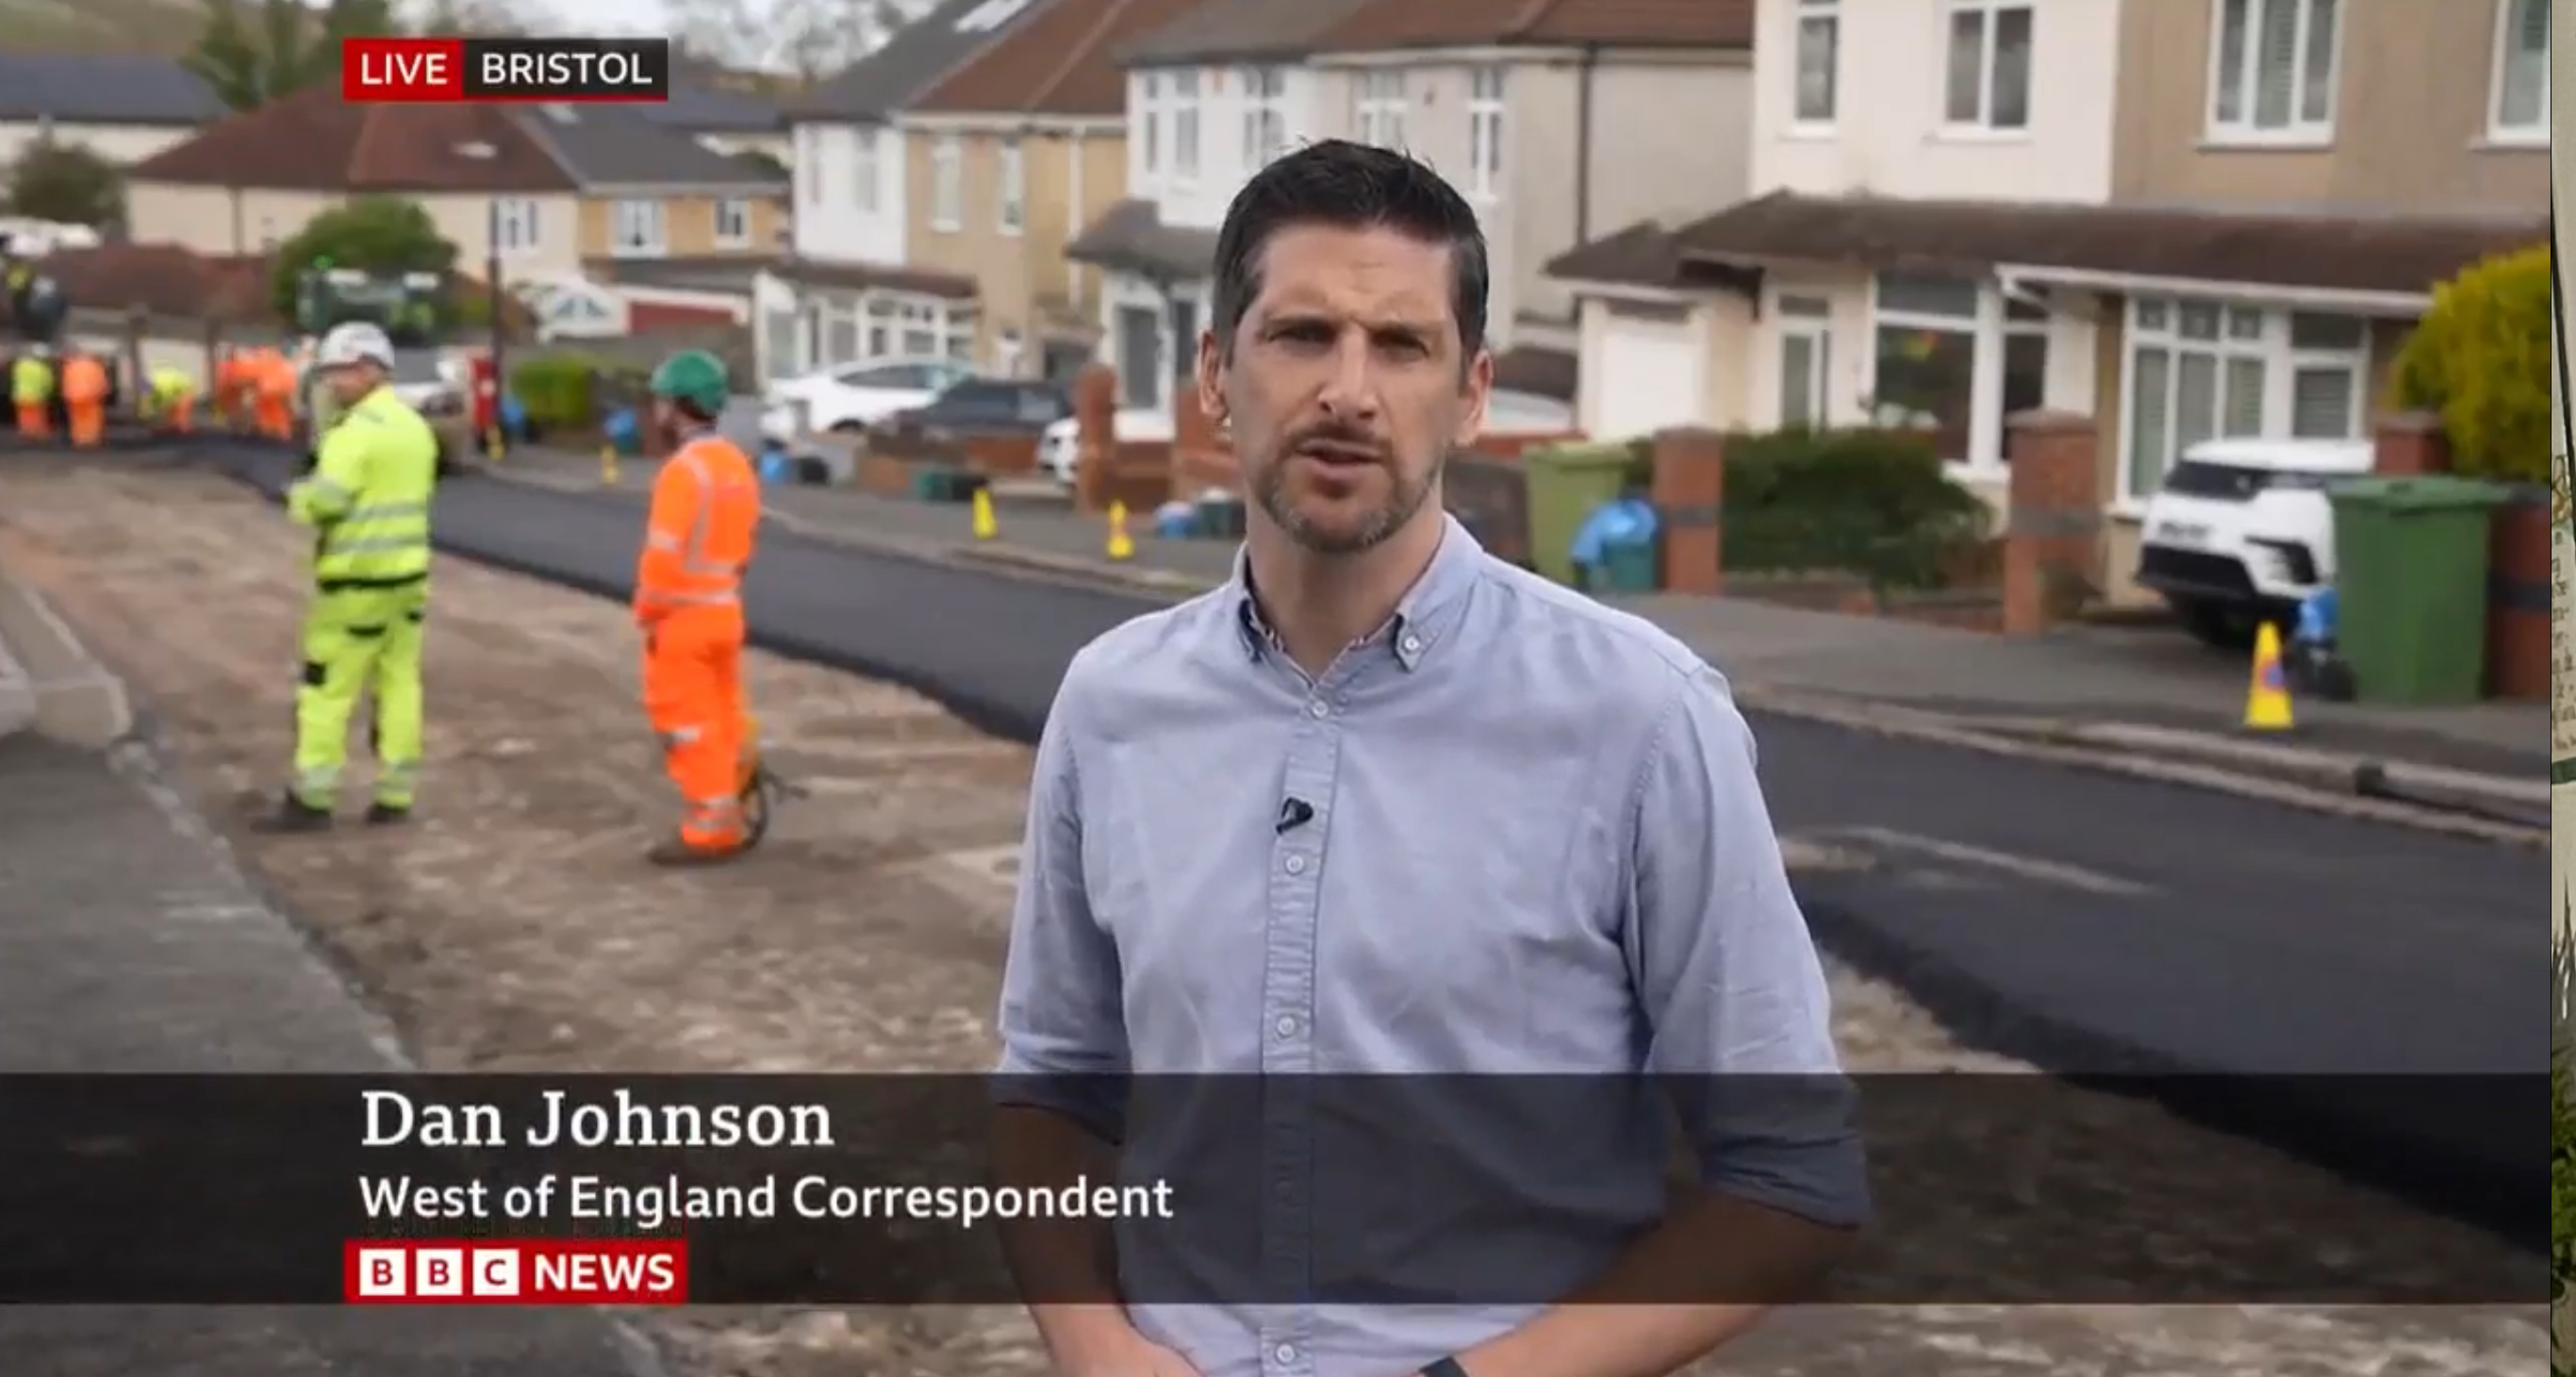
xmin=1204 ymin=224 xmax=1489 ymax=556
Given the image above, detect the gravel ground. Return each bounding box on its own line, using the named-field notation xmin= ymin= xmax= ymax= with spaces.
xmin=0 ymin=462 xmax=2540 ymax=1377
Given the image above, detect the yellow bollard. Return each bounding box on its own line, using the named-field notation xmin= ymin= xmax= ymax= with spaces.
xmin=486 ymin=427 xmax=505 ymax=463
xmin=1105 ymin=500 xmax=1134 ymax=562
xmin=971 ymin=486 xmax=997 ymax=540
xmin=599 ymin=443 xmax=620 ymax=487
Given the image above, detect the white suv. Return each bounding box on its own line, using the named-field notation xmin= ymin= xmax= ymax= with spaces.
xmin=2134 ymin=437 xmax=2373 ymax=647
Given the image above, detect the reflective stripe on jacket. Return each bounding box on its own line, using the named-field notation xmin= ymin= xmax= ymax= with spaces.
xmin=289 ymin=386 xmax=439 ymax=588
xmin=635 ymin=435 xmax=761 ymax=620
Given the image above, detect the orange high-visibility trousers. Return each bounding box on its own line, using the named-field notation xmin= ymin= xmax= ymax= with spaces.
xmin=640 ymin=606 xmax=749 ymax=850
xmin=67 ymin=401 xmax=104 ymax=446
xmin=163 ymin=392 xmax=195 ymax=433
xmin=14 ymin=404 xmax=46 ymax=438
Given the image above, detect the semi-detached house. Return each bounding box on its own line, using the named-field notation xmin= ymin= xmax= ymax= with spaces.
xmin=1069 ymin=0 xmax=1759 ymax=416
xmin=1547 ymin=0 xmax=2549 ymax=604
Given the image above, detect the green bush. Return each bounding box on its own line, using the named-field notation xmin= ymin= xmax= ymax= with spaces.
xmin=1720 ymin=426 xmax=1992 ymax=590
xmin=509 ymin=355 xmax=603 ymax=432
xmin=2392 ymin=244 xmax=2551 ymax=485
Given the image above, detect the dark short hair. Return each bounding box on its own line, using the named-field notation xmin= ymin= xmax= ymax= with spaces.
xmin=1210 ymin=140 xmax=1490 ymax=368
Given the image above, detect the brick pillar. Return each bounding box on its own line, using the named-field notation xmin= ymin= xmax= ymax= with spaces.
xmin=1071 ymin=363 xmax=1119 ymax=513
xmin=1650 ymin=427 xmax=1726 ymax=596
xmin=1168 ymin=375 xmax=1237 ymax=498
xmin=2373 ymin=410 xmax=2452 ymax=476
xmin=2002 ymin=409 xmax=2102 ymax=636
xmin=2485 ymin=488 xmax=2551 ymax=700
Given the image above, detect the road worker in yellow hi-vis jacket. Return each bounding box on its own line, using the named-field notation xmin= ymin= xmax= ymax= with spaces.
xmin=256 ymin=322 xmax=440 ymax=834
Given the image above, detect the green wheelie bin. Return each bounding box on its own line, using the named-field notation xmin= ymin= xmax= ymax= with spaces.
xmin=2326 ymin=475 xmax=2510 ymax=705
xmin=1525 ymin=441 xmax=1647 ymax=587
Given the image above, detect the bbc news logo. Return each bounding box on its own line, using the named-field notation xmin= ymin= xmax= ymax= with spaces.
xmin=344 ymin=1239 xmax=687 ymax=1303
xmin=341 ymin=37 xmax=670 ymax=104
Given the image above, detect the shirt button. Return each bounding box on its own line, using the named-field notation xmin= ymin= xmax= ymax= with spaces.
xmin=1274 ymin=1344 xmax=1298 ymax=1364
xmin=1274 ymin=1014 xmax=1298 ymax=1037
xmin=1307 ymin=699 xmax=1329 ymax=718
xmin=1283 ymin=854 xmax=1305 ymax=875
xmin=1400 ymin=634 xmax=1423 ymax=655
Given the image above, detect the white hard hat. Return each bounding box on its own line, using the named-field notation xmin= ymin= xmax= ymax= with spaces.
xmin=316 ymin=322 xmax=394 ymax=371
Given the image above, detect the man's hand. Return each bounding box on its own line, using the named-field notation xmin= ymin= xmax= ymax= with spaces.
xmin=1049 ymin=1322 xmax=1202 ymax=1377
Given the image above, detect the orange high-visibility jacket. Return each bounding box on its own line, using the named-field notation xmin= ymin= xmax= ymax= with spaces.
xmin=635 ymin=436 xmax=761 ymax=624
xmin=60 ymin=357 xmax=107 ymax=403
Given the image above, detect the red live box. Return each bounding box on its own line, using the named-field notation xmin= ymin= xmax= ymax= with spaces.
xmin=343 ymin=37 xmax=672 ymax=103
xmin=343 ymin=1238 xmax=688 ymax=1303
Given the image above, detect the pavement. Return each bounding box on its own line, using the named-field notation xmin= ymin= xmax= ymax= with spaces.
xmin=0 ymin=455 xmax=2543 ymax=1376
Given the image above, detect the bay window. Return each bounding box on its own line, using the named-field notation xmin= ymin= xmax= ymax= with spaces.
xmin=1870 ymin=274 xmax=1979 ymax=461
xmin=2122 ymin=296 xmax=2369 ymax=499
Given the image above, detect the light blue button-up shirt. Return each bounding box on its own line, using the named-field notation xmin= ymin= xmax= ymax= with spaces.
xmin=995 ymin=515 xmax=1866 ymax=1377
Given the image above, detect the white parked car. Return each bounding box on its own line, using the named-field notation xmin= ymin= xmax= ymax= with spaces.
xmin=763 ymin=357 xmax=979 ymax=438
xmin=2133 ymin=436 xmax=2373 ymax=647
xmin=1035 ymin=388 xmax=1576 ymax=486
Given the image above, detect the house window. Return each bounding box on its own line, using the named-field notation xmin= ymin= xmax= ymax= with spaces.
xmin=492 ymin=197 xmax=540 ymax=257
xmin=1995 ymin=297 xmax=2049 ymax=461
xmin=2122 ymin=296 xmax=2368 ymax=498
xmin=1242 ymin=66 xmax=1287 ymax=169
xmin=931 ymin=135 xmax=962 ymax=231
xmin=852 ymin=128 xmax=880 ymax=212
xmin=1173 ymin=71 xmax=1201 ymax=180
xmin=2489 ymin=0 xmax=2550 ymax=141
xmin=1115 ymin=304 xmax=1160 ymax=408
xmin=610 ymin=199 xmax=665 ymax=257
xmin=1141 ymin=74 xmax=1163 ymax=174
xmin=900 ymin=301 xmax=941 ymax=357
xmin=865 ymin=299 xmax=895 ymax=357
xmin=1869 ymin=273 xmax=1980 ymax=461
xmin=1355 ymin=70 xmax=1408 ymax=149
xmin=998 ymin=136 xmax=1025 ymax=234
xmin=2208 ymin=0 xmax=2340 ymax=141
xmin=1795 ymin=0 xmax=1840 ymax=124
xmin=1467 ymin=66 xmax=1506 ymax=199
xmin=826 ymin=298 xmax=862 ymax=365
xmin=1943 ymin=2 xmax=2032 ymax=130
xmin=1776 ymin=294 xmax=1833 ymax=429
xmin=713 ymin=198 xmax=751 ymax=248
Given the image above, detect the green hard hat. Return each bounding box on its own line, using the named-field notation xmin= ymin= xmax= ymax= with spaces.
xmin=649 ymin=349 xmax=729 ymax=414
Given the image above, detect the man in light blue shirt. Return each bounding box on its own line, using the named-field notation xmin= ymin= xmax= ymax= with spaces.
xmin=992 ymin=140 xmax=1865 ymax=1377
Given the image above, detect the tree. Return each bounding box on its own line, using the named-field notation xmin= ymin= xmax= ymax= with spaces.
xmin=5 ymin=141 xmax=124 ymax=228
xmin=188 ymin=0 xmax=402 ymax=111
xmin=270 ymin=196 xmax=458 ymax=324
xmin=2392 ymin=244 xmax=2551 ymax=484
xmin=412 ymin=0 xmax=554 ymax=38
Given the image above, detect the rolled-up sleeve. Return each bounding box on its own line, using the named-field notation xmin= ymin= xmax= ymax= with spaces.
xmin=1626 ymin=663 xmax=1869 ymax=1230
xmin=990 ymin=672 xmax=1130 ymax=1141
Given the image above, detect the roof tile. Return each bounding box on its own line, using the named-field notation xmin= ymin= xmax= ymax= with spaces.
xmin=131 ymin=83 xmax=575 ymax=192
xmin=913 ymin=0 xmax=1212 ymax=117
xmin=1312 ymin=0 xmax=1756 ymax=54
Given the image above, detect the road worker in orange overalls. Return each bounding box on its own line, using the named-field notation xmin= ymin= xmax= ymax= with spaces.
xmin=634 ymin=348 xmax=764 ymax=867
xmin=256 ymin=346 xmax=299 ymax=440
xmin=9 ymin=346 xmax=52 ymax=439
xmin=59 ymin=348 xmax=108 ymax=448
xmin=212 ymin=345 xmax=247 ymax=431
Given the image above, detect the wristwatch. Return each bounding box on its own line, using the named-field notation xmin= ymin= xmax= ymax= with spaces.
xmin=1419 ymin=1359 xmax=1471 ymax=1377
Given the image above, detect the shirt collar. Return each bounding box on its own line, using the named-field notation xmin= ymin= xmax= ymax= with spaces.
xmin=1228 ymin=511 xmax=1488 ymax=672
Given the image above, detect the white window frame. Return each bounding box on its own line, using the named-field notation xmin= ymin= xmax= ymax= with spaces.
xmin=1140 ymin=74 xmax=1164 ymax=176
xmin=492 ymin=196 xmax=540 ymax=257
xmin=799 ymin=127 xmax=820 ymax=206
xmin=1356 ymin=70 xmax=1409 ymax=150
xmin=930 ymin=134 xmax=963 ymax=232
xmin=1941 ymin=1 xmax=2033 ymax=133
xmin=1242 ymin=66 xmax=1287 ymax=170
xmin=2204 ymin=0 xmax=2342 ymax=146
xmin=713 ymin=197 xmax=751 ymax=248
xmin=1775 ymin=293 xmax=1834 ymax=429
xmin=2116 ymin=295 xmax=2370 ymax=504
xmin=1467 ymin=66 xmax=1506 ymax=200
xmin=852 ymin=127 xmax=880 ymax=213
xmin=609 ymin=199 xmax=665 ymax=257
xmin=1172 ymin=70 xmax=1201 ymax=181
xmin=1793 ymin=0 xmax=1841 ymax=128
xmin=2486 ymin=0 xmax=2550 ymax=143
xmin=1865 ymin=273 xmax=1984 ymax=467
xmin=997 ymin=135 xmax=1025 ymax=235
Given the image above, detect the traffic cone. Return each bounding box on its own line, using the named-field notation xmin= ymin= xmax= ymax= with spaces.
xmin=971 ymin=486 xmax=997 ymax=540
xmin=2243 ymin=620 xmax=2294 ymax=731
xmin=1105 ymin=501 xmax=1134 ymax=561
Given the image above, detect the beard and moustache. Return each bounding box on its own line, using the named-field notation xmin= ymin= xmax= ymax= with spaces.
xmin=1250 ymin=419 xmax=1445 ymax=556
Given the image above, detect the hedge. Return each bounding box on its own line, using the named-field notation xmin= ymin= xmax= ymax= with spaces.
xmin=1721 ymin=426 xmax=1992 ymax=591
xmin=2392 ymin=244 xmax=2550 ymax=485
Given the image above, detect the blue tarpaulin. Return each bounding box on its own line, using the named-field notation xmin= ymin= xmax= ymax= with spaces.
xmin=1569 ymin=496 xmax=1660 ymax=568
xmin=2293 ymin=587 xmax=2337 ymax=644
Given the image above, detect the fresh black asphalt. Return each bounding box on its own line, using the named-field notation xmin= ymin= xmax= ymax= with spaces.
xmin=45 ymin=440 xmax=2551 ymax=1245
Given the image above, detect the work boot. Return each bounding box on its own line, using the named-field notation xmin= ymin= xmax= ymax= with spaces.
xmin=646 ymin=835 xmax=746 ymax=868
xmin=251 ymin=791 xmax=334 ymax=834
xmin=364 ymin=802 xmax=411 ymax=827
